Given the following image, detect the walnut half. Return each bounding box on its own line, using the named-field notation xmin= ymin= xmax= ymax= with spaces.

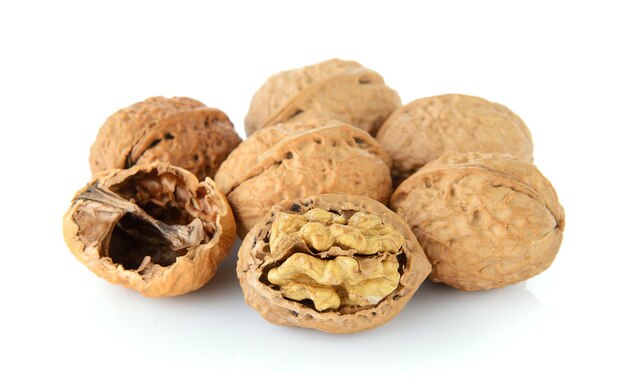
xmin=237 ymin=195 xmax=431 ymax=333
xmin=63 ymin=162 xmax=236 ymax=297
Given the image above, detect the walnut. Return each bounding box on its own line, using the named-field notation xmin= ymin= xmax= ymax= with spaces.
xmin=214 ymin=120 xmax=393 ymax=238
xmin=244 ymin=59 xmax=401 ymax=136
xmin=89 ymin=96 xmax=242 ymax=180
xmin=376 ymin=94 xmax=534 ymax=184
xmin=237 ymin=194 xmax=431 ymax=333
xmin=390 ymin=152 xmax=565 ymax=291
xmin=62 ymin=162 xmax=236 ymax=297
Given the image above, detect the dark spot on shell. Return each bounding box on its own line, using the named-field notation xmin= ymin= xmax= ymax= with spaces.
xmin=289 ymin=109 xmax=303 ymax=119
xmin=290 ymin=204 xmax=301 ymax=212
xmin=291 ymin=311 xmax=299 ymax=317
xmin=147 ymin=138 xmax=162 ymax=149
xmin=164 ymin=133 xmax=174 ymax=140
xmin=359 ymin=77 xmax=371 ymax=84
xmin=286 ymin=152 xmax=293 ymax=159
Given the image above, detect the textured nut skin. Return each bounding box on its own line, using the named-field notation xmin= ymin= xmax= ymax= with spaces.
xmin=376 ymin=94 xmax=534 ymax=184
xmin=215 ymin=120 xmax=393 ymax=238
xmin=237 ymin=194 xmax=431 ymax=334
xmin=63 ymin=162 xmax=236 ymax=297
xmin=245 ymin=59 xmax=401 ymax=136
xmin=391 ymin=152 xmax=564 ymax=291
xmin=90 ymin=96 xmax=242 ymax=179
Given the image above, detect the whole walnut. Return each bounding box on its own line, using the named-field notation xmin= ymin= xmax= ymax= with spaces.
xmin=376 ymin=94 xmax=534 ymax=184
xmin=90 ymin=96 xmax=242 ymax=180
xmin=214 ymin=120 xmax=393 ymax=238
xmin=237 ymin=194 xmax=431 ymax=333
xmin=63 ymin=162 xmax=236 ymax=297
xmin=391 ymin=152 xmax=564 ymax=291
xmin=244 ymin=59 xmax=401 ymax=136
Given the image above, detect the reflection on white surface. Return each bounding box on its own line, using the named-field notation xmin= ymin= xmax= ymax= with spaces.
xmin=80 ymin=238 xmax=546 ymax=374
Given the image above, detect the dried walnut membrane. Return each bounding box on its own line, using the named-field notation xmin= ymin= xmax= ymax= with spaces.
xmin=63 ymin=162 xmax=235 ymax=297
xmin=237 ymin=195 xmax=431 ymax=333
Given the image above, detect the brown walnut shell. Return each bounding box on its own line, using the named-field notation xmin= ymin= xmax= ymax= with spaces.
xmin=244 ymin=59 xmax=401 ymax=136
xmin=376 ymin=94 xmax=534 ymax=184
xmin=391 ymin=152 xmax=564 ymax=291
xmin=237 ymin=194 xmax=431 ymax=333
xmin=89 ymin=96 xmax=242 ymax=179
xmin=214 ymin=119 xmax=393 ymax=238
xmin=63 ymin=162 xmax=236 ymax=297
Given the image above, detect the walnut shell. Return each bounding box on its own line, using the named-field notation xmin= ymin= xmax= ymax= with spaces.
xmin=245 ymin=59 xmax=401 ymax=136
xmin=376 ymin=94 xmax=534 ymax=184
xmin=63 ymin=162 xmax=236 ymax=297
xmin=89 ymin=96 xmax=242 ymax=179
xmin=214 ymin=120 xmax=393 ymax=238
xmin=237 ymin=194 xmax=431 ymax=333
xmin=391 ymin=152 xmax=564 ymax=291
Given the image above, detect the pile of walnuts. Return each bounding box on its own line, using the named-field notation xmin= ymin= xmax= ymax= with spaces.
xmin=63 ymin=58 xmax=564 ymax=334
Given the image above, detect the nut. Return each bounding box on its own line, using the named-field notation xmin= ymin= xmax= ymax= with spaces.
xmin=63 ymin=162 xmax=236 ymax=297
xmin=267 ymin=253 xmax=400 ymax=311
xmin=244 ymin=59 xmax=401 ymax=136
xmin=390 ymin=152 xmax=564 ymax=291
xmin=89 ymin=96 xmax=242 ymax=179
xmin=237 ymin=194 xmax=431 ymax=333
xmin=214 ymin=120 xmax=393 ymax=238
xmin=376 ymin=94 xmax=534 ymax=184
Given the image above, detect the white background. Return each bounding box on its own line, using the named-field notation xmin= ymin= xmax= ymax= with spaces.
xmin=1 ymin=1 xmax=624 ymax=378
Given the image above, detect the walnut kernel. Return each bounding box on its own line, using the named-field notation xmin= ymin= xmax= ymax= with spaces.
xmin=237 ymin=194 xmax=431 ymax=333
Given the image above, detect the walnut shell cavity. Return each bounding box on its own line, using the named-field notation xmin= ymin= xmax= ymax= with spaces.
xmin=237 ymin=194 xmax=431 ymax=334
xmin=214 ymin=120 xmax=394 ymax=238
xmin=391 ymin=152 xmax=564 ymax=291
xmin=89 ymin=96 xmax=242 ymax=180
xmin=244 ymin=59 xmax=401 ymax=136
xmin=376 ymin=94 xmax=534 ymax=185
xmin=63 ymin=162 xmax=236 ymax=297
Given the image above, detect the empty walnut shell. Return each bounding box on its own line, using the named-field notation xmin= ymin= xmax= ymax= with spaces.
xmin=63 ymin=162 xmax=236 ymax=297
xmin=214 ymin=120 xmax=393 ymax=238
xmin=237 ymin=194 xmax=431 ymax=333
xmin=89 ymin=96 xmax=242 ymax=180
xmin=376 ymin=94 xmax=534 ymax=184
xmin=391 ymin=152 xmax=564 ymax=291
xmin=245 ymin=59 xmax=401 ymax=136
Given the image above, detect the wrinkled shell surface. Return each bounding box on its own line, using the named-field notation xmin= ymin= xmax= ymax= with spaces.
xmin=90 ymin=96 xmax=241 ymax=179
xmin=391 ymin=152 xmax=564 ymax=291
xmin=245 ymin=59 xmax=401 ymax=136
xmin=376 ymin=94 xmax=534 ymax=184
xmin=63 ymin=162 xmax=236 ymax=297
xmin=237 ymin=194 xmax=431 ymax=333
xmin=215 ymin=120 xmax=393 ymax=238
